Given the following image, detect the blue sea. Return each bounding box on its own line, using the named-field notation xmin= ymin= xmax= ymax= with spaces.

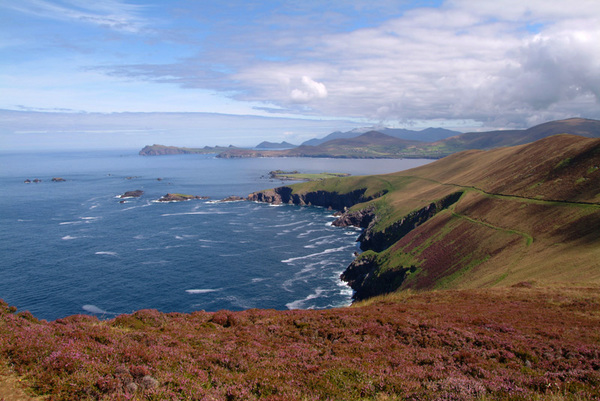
xmin=0 ymin=150 xmax=430 ymax=321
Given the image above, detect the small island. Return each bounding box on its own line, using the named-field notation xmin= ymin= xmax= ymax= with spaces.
xmin=155 ymin=193 xmax=209 ymax=202
xmin=269 ymin=170 xmax=350 ymax=181
xmin=119 ymin=190 xmax=144 ymax=198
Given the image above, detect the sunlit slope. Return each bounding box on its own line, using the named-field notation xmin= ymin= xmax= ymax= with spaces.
xmin=286 ymin=134 xmax=600 ymax=293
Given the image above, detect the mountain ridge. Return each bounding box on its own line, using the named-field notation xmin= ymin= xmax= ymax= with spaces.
xmin=140 ymin=117 xmax=600 ymax=159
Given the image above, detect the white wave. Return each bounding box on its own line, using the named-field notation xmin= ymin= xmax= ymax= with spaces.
xmin=133 ymin=234 xmax=145 ymax=240
xmin=82 ymin=304 xmax=117 ymax=315
xmin=286 ymin=287 xmax=326 ymax=310
xmin=268 ymin=203 xmax=283 ymax=207
xmin=95 ymin=251 xmax=118 ymax=256
xmin=141 ymin=260 xmax=169 ymax=265
xmin=120 ymin=202 xmax=152 ymax=211
xmin=59 ymin=221 xmax=82 ymax=225
xmin=281 ymin=245 xmax=352 ymax=264
xmin=309 ymin=235 xmax=336 ymax=242
xmin=61 ymin=235 xmax=78 ymax=240
xmin=269 ymin=220 xmax=308 ymax=228
xmin=161 ymin=211 xmax=229 ymax=216
xmin=251 ymin=278 xmax=266 ymax=283
xmin=297 ymin=229 xmax=322 ymax=238
xmin=80 ymin=216 xmax=101 ymax=221
xmin=186 ymin=289 xmax=221 ymax=294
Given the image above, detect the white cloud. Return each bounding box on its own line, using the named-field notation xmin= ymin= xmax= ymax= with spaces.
xmin=2 ymin=0 xmax=599 ymax=128
xmin=290 ymin=76 xmax=328 ymax=103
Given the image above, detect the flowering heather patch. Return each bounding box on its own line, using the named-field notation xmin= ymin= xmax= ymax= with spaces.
xmin=1 ymin=286 xmax=599 ymax=400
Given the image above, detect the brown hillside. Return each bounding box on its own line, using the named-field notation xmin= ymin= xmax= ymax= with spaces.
xmin=359 ymin=134 xmax=600 ymax=293
xmin=260 ymin=134 xmax=600 ymax=298
xmin=403 ymin=134 xmax=600 ymax=203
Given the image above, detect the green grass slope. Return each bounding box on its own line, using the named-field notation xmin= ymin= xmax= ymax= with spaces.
xmin=281 ymin=134 xmax=600 ymax=295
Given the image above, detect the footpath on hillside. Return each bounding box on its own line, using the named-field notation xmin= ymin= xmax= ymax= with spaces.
xmin=0 ymin=367 xmax=42 ymax=401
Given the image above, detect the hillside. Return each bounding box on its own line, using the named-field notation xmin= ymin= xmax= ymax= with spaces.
xmin=218 ymin=131 xmax=438 ymax=159
xmin=432 ymin=117 xmax=600 ymax=152
xmin=249 ymin=134 xmax=600 ymax=299
xmin=301 ymin=126 xmax=461 ymax=146
xmin=255 ymin=141 xmax=297 ymax=150
xmin=2 ymin=287 xmax=600 ymax=400
xmin=139 ymin=144 xmax=237 ymax=155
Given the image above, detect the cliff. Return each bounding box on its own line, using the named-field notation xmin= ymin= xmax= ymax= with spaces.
xmin=247 ymin=186 xmax=385 ymax=210
xmin=249 ymin=134 xmax=600 ymax=301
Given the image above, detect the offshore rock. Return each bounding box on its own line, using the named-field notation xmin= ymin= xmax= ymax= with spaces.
xmin=120 ymin=190 xmax=144 ymax=198
xmin=156 ymin=193 xmax=209 ymax=202
xmin=220 ymin=195 xmax=245 ymax=202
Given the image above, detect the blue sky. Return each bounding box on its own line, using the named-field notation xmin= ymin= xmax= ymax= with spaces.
xmin=1 ymin=0 xmax=599 ymax=150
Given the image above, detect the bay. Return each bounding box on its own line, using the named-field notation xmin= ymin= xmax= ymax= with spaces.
xmin=0 ymin=150 xmax=431 ymax=321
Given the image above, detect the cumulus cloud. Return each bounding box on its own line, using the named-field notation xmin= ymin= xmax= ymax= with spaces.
xmin=290 ymin=76 xmax=328 ymax=103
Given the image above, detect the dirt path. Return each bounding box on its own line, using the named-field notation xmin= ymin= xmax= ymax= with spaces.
xmin=0 ymin=369 xmax=43 ymax=401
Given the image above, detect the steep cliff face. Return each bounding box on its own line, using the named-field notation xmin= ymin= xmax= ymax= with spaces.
xmin=247 ymin=187 xmax=382 ymax=210
xmin=249 ymin=186 xmax=466 ymax=301
xmin=339 ymin=253 xmax=413 ymax=301
xmin=357 ymin=191 xmax=464 ymax=252
xmin=333 ymin=191 xmax=464 ymax=300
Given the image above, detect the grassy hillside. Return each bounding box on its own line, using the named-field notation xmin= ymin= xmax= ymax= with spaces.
xmin=2 ymin=287 xmax=600 ymax=400
xmin=275 ymin=134 xmax=600 ymax=296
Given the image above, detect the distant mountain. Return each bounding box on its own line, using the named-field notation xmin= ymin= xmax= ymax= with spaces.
xmin=139 ymin=144 xmax=238 ymax=155
xmin=141 ymin=117 xmax=600 ymax=159
xmin=217 ymin=131 xmax=433 ymax=159
xmin=435 ymin=117 xmax=600 ymax=151
xmin=255 ymin=141 xmax=297 ymax=150
xmin=301 ymin=126 xmax=461 ymax=146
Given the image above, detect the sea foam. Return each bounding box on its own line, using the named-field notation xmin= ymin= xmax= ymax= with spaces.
xmin=281 ymin=246 xmax=352 ymax=264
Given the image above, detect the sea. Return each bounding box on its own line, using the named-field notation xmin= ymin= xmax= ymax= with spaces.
xmin=0 ymin=150 xmax=431 ymax=321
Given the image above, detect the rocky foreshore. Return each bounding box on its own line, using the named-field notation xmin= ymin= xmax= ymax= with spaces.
xmin=246 ymin=185 xmax=467 ymax=301
xmin=247 ymin=185 xmax=391 ymax=300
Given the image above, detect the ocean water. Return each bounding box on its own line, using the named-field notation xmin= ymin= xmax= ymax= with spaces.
xmin=0 ymin=150 xmax=430 ymax=321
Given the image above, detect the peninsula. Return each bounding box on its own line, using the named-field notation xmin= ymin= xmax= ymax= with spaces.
xmin=268 ymin=170 xmax=350 ymax=181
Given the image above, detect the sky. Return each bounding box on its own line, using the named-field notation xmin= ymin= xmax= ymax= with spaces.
xmin=1 ymin=0 xmax=599 ymax=150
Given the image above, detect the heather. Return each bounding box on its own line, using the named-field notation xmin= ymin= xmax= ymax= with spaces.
xmin=2 ymin=286 xmax=599 ymax=400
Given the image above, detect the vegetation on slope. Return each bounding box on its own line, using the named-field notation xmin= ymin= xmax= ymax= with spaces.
xmin=252 ymin=134 xmax=600 ymax=298
xmin=2 ymin=286 xmax=600 ymax=400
